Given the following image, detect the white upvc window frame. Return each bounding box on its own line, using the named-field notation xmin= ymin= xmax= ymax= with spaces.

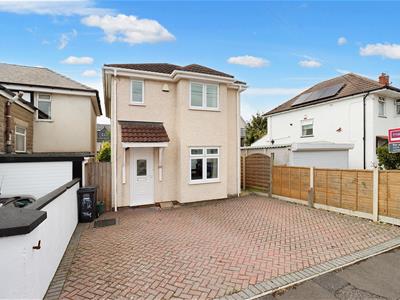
xmin=378 ymin=97 xmax=386 ymax=117
xmin=15 ymin=125 xmax=27 ymax=153
xmin=130 ymin=80 xmax=145 ymax=105
xmin=189 ymin=147 xmax=220 ymax=184
xmin=395 ymin=99 xmax=400 ymax=115
xmin=189 ymin=82 xmax=219 ymax=111
xmin=36 ymin=93 xmax=52 ymax=121
xmin=301 ymin=119 xmax=314 ymax=138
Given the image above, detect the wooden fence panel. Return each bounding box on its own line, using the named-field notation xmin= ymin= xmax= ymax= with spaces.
xmin=340 ymin=170 xmax=357 ymax=211
xmin=357 ymin=171 xmax=373 ymax=213
xmin=327 ymin=170 xmax=341 ymax=208
xmin=272 ymin=166 xmax=310 ymax=199
xmin=85 ymin=161 xmax=112 ymax=211
xmin=243 ymin=153 xmax=271 ymax=192
xmin=378 ymin=171 xmax=388 ymax=216
xmin=387 ymin=171 xmax=400 ymax=218
xmin=314 ymin=169 xmax=327 ymax=205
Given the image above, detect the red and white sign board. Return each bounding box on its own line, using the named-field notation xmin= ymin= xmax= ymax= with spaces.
xmin=388 ymin=128 xmax=400 ymax=144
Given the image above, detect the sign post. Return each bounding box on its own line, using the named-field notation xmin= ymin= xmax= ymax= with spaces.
xmin=388 ymin=128 xmax=400 ymax=154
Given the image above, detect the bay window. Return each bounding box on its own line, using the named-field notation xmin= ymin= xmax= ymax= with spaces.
xmin=190 ymin=147 xmax=219 ymax=183
xmin=190 ymin=82 xmax=219 ymax=109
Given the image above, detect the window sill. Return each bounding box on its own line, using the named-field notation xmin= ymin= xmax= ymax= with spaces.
xmin=301 ymin=135 xmax=314 ymax=138
xmin=189 ymin=107 xmax=220 ymax=112
xmin=35 ymin=119 xmax=53 ymax=123
xmin=189 ymin=179 xmax=220 ymax=185
xmin=15 ymin=151 xmax=26 ymax=153
xmin=378 ymin=115 xmax=387 ymax=118
xmin=129 ymin=103 xmax=146 ymax=107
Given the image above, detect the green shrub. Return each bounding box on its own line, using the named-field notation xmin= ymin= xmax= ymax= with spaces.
xmin=97 ymin=142 xmax=111 ymax=162
xmin=377 ymin=145 xmax=400 ymax=170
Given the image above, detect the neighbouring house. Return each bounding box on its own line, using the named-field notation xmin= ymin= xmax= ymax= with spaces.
xmin=250 ymin=73 xmax=400 ymax=169
xmin=103 ymin=63 xmax=246 ymax=208
xmin=0 ymin=84 xmax=35 ymax=154
xmin=96 ymin=124 xmax=111 ymax=151
xmin=0 ymin=63 xmax=102 ymax=188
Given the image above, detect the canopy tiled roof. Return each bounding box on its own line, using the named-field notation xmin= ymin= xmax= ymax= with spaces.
xmin=264 ymin=73 xmax=396 ymax=116
xmin=105 ymin=63 xmax=235 ymax=79
xmin=119 ymin=121 xmax=170 ymax=143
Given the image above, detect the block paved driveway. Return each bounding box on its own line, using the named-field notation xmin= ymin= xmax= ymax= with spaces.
xmin=60 ymin=196 xmax=400 ymax=299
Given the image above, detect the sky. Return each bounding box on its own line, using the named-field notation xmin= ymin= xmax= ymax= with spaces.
xmin=1 ymin=0 xmax=400 ymax=124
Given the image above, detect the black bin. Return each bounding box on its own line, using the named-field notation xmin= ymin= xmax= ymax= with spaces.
xmin=77 ymin=186 xmax=97 ymax=222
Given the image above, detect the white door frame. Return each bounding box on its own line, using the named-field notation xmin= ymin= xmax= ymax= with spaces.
xmin=130 ymin=147 xmax=155 ymax=206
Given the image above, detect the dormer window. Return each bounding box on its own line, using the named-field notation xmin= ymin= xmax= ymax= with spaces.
xmin=190 ymin=82 xmax=219 ymax=110
xmin=131 ymin=80 xmax=144 ymax=104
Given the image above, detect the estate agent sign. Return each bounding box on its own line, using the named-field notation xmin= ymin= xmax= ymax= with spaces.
xmin=388 ymin=128 xmax=400 ymax=153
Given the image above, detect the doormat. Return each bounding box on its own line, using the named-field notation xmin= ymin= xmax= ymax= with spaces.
xmin=94 ymin=218 xmax=117 ymax=228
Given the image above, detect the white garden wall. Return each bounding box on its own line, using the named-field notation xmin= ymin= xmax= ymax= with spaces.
xmin=0 ymin=161 xmax=72 ymax=198
xmin=0 ymin=181 xmax=78 ymax=299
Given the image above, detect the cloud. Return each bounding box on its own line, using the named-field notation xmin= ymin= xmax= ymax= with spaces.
xmin=336 ymin=68 xmax=351 ymax=74
xmin=82 ymin=69 xmax=97 ymax=77
xmin=227 ymin=55 xmax=269 ymax=68
xmin=299 ymin=59 xmax=321 ymax=68
xmin=0 ymin=0 xmax=112 ymax=16
xmin=61 ymin=56 xmax=93 ymax=65
xmin=244 ymin=87 xmax=305 ymax=96
xmin=338 ymin=37 xmax=347 ymax=46
xmin=360 ymin=43 xmax=400 ymax=59
xmin=81 ymin=14 xmax=175 ymax=45
xmin=58 ymin=29 xmax=77 ymax=50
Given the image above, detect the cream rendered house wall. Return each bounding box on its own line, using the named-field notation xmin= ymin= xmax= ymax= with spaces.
xmin=114 ymin=76 xmax=240 ymax=206
xmin=33 ymin=93 xmax=96 ymax=153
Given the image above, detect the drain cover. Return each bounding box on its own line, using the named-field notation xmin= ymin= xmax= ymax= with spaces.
xmin=94 ymin=218 xmax=116 ymax=228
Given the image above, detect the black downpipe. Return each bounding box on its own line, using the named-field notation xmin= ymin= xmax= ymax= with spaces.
xmin=362 ymin=92 xmax=370 ymax=170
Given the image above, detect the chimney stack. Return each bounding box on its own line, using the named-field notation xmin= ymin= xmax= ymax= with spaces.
xmin=379 ymin=73 xmax=390 ymax=86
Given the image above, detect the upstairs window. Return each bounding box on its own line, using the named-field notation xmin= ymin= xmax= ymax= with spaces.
xmin=396 ymin=99 xmax=400 ymax=115
xmin=190 ymin=147 xmax=219 ymax=183
xmin=15 ymin=126 xmax=26 ymax=153
xmin=131 ymin=80 xmax=144 ymax=104
xmin=190 ymin=82 xmax=219 ymax=109
xmin=37 ymin=94 xmax=51 ymax=120
xmin=378 ymin=98 xmax=386 ymax=117
xmin=301 ymin=119 xmax=313 ymax=137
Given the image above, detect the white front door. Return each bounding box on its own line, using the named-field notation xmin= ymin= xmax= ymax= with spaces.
xmin=131 ymin=148 xmax=154 ymax=206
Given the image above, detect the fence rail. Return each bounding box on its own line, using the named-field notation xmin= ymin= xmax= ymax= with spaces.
xmin=85 ymin=161 xmax=112 ymax=211
xmin=272 ymin=165 xmax=400 ymax=225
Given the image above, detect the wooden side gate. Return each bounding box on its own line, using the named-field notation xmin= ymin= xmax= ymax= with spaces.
xmin=241 ymin=153 xmax=271 ymax=193
xmin=85 ymin=161 xmax=112 ymax=211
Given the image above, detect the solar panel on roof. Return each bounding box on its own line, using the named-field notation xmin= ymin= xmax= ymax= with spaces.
xmin=291 ymin=83 xmax=345 ymax=107
xmin=291 ymin=92 xmax=311 ymax=106
xmin=318 ymin=83 xmax=345 ymax=99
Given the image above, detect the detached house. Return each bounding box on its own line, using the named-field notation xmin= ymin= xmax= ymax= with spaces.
xmin=0 ymin=63 xmax=101 ymax=195
xmin=103 ymin=63 xmax=246 ymax=208
xmin=252 ymin=73 xmax=400 ymax=169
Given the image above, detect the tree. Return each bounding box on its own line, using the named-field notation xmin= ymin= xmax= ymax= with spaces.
xmin=377 ymin=145 xmax=400 ymax=170
xmin=244 ymin=113 xmax=268 ymax=146
xmin=97 ymin=142 xmax=111 ymax=162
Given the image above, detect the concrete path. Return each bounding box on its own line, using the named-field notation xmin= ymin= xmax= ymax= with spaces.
xmin=261 ymin=247 xmax=400 ymax=300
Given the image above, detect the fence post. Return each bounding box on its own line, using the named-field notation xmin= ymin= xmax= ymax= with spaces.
xmin=373 ymin=167 xmax=379 ymax=222
xmin=268 ymin=153 xmax=274 ymax=198
xmin=308 ymin=167 xmax=314 ymax=208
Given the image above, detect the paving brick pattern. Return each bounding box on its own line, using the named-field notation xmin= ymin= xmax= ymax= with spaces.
xmin=59 ymin=196 xmax=400 ymax=299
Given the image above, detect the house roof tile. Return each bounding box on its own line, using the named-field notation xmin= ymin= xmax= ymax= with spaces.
xmin=119 ymin=121 xmax=170 ymax=143
xmin=105 ymin=63 xmax=235 ymax=79
xmin=264 ymin=73 xmax=390 ymax=116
